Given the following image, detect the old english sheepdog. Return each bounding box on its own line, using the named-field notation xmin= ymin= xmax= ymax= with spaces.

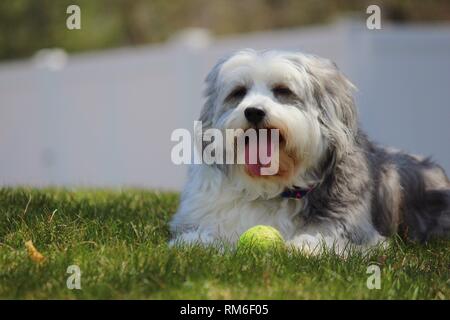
xmin=169 ymin=49 xmax=450 ymax=254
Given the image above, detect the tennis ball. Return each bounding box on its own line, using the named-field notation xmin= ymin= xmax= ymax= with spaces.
xmin=238 ymin=225 xmax=285 ymax=251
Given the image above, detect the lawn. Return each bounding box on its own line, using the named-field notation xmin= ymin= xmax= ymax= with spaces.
xmin=0 ymin=188 xmax=448 ymax=299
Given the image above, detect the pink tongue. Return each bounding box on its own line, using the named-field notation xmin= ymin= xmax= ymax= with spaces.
xmin=244 ymin=131 xmax=273 ymax=176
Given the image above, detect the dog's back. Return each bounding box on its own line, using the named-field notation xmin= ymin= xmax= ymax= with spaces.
xmin=368 ymin=143 xmax=450 ymax=242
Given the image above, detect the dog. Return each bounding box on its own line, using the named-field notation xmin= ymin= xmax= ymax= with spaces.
xmin=169 ymin=49 xmax=450 ymax=254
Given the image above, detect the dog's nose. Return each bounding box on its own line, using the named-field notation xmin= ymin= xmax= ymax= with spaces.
xmin=244 ymin=107 xmax=266 ymax=125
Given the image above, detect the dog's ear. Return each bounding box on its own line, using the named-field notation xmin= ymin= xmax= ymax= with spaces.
xmin=306 ymin=56 xmax=357 ymax=132
xmin=199 ymin=55 xmax=230 ymax=130
xmin=196 ymin=54 xmax=231 ymax=161
xmin=287 ymin=53 xmax=358 ymax=159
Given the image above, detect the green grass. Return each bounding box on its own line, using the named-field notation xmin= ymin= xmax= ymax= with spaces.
xmin=0 ymin=188 xmax=448 ymax=299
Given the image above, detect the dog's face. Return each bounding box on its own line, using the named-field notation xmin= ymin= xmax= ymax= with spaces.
xmin=199 ymin=50 xmax=357 ymax=196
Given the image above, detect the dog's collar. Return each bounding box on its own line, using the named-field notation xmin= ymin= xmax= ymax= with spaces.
xmin=280 ymin=185 xmax=315 ymax=200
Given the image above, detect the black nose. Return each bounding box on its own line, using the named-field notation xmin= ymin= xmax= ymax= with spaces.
xmin=244 ymin=107 xmax=266 ymax=125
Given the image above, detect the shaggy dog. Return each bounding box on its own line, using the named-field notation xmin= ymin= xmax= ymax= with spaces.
xmin=169 ymin=49 xmax=450 ymax=254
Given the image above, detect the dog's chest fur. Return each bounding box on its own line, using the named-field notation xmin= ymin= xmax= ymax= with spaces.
xmin=171 ymin=165 xmax=308 ymax=242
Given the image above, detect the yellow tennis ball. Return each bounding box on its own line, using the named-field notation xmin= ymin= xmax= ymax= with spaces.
xmin=238 ymin=225 xmax=285 ymax=250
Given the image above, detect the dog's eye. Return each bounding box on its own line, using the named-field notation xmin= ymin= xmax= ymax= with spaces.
xmin=226 ymin=86 xmax=247 ymax=101
xmin=272 ymin=85 xmax=293 ymax=97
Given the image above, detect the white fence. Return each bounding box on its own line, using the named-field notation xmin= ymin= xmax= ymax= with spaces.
xmin=1 ymin=19 xmax=449 ymax=190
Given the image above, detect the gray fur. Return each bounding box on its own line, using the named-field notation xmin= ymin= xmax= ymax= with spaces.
xmin=304 ymin=124 xmax=450 ymax=244
xmin=182 ymin=49 xmax=450 ymax=247
xmin=285 ymin=52 xmax=450 ymax=244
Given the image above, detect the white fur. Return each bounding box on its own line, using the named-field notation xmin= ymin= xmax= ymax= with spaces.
xmin=170 ymin=50 xmax=385 ymax=255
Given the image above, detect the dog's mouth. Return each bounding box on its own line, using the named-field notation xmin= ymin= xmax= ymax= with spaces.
xmin=243 ymin=128 xmax=285 ymax=177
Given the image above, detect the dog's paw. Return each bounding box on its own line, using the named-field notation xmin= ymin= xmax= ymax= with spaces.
xmin=168 ymin=230 xmax=215 ymax=247
xmin=286 ymin=234 xmax=323 ymax=256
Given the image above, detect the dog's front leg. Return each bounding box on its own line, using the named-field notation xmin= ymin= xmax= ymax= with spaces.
xmin=286 ymin=231 xmax=354 ymax=256
xmin=286 ymin=233 xmax=329 ymax=256
xmin=287 ymin=229 xmax=386 ymax=256
xmin=168 ymin=228 xmax=216 ymax=247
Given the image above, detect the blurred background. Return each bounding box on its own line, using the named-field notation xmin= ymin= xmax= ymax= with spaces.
xmin=0 ymin=0 xmax=449 ymax=190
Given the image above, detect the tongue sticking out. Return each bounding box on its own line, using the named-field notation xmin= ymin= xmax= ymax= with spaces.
xmin=244 ymin=130 xmax=273 ymax=176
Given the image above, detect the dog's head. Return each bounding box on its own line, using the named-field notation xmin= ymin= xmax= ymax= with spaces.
xmin=199 ymin=49 xmax=357 ymax=197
